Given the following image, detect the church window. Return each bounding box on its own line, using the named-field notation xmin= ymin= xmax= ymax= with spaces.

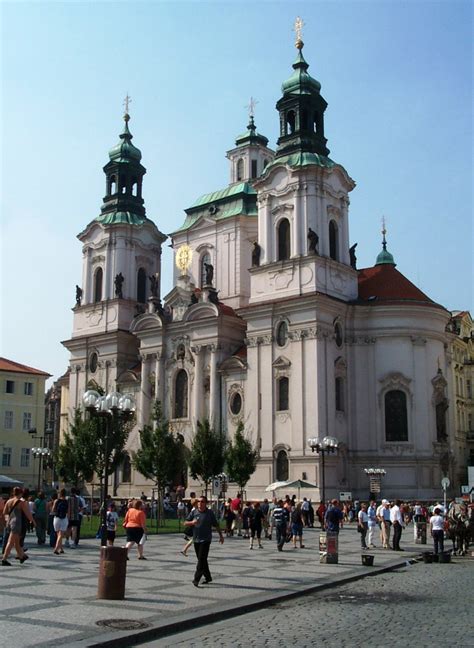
xmin=276 ymin=449 xmax=289 ymax=481
xmin=200 ymin=253 xmax=211 ymax=289
xmin=174 ymin=370 xmax=188 ymax=419
xmin=237 ymin=159 xmax=244 ymax=181
xmin=385 ymin=390 xmax=408 ymax=442
xmin=131 ymin=177 xmax=138 ymax=196
xmin=277 ymin=219 xmax=291 ymax=261
xmin=251 ymin=159 xmax=258 ymax=179
xmin=230 ymin=392 xmax=242 ymax=416
xmin=276 ymin=321 xmax=288 ymax=347
xmin=313 ymin=112 xmax=318 ymax=133
xmin=137 ymin=268 xmax=147 ymax=303
xmin=277 ymin=377 xmax=289 ymax=411
xmin=286 ymin=110 xmax=296 ymax=134
xmin=89 ymin=352 xmax=98 ymax=374
xmin=335 ymin=377 xmax=344 ymax=412
xmin=334 ymin=322 xmax=343 ymax=347
xmin=122 ymin=454 xmax=132 ymax=483
xmin=329 ymin=220 xmax=339 ymax=261
xmin=120 ymin=174 xmax=127 ymax=194
xmin=94 ymin=268 xmax=103 ymax=302
xmin=109 ymin=175 xmax=117 ymax=195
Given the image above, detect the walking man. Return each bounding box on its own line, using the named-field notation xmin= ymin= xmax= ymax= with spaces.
xmin=271 ymin=499 xmax=289 ymax=551
xmin=390 ymin=499 xmax=405 ymax=551
xmin=185 ymin=496 xmax=224 ymax=587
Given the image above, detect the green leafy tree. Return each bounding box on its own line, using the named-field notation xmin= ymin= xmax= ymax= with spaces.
xmin=189 ymin=419 xmax=226 ymax=496
xmin=225 ymin=421 xmax=259 ymax=496
xmin=132 ymin=401 xmax=185 ymax=525
xmin=55 ymin=409 xmax=97 ymax=486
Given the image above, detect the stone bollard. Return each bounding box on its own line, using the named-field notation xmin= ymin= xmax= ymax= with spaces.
xmin=319 ymin=531 xmax=338 ymax=564
xmin=97 ymin=546 xmax=127 ymax=600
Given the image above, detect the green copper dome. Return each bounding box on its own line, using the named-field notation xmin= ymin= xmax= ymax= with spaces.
xmin=281 ymin=50 xmax=321 ymax=96
xmin=235 ymin=116 xmax=269 ymax=147
xmin=376 ymin=227 xmax=396 ymax=266
xmin=108 ymin=115 xmax=142 ymax=163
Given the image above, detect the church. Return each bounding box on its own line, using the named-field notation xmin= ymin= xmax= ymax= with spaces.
xmin=63 ymin=29 xmax=457 ymax=501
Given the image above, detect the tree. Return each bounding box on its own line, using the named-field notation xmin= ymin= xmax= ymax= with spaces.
xmin=132 ymin=401 xmax=184 ymax=526
xmin=55 ymin=408 xmax=97 ymax=486
xmin=189 ymin=419 xmax=226 ymax=496
xmin=225 ymin=421 xmax=259 ymax=496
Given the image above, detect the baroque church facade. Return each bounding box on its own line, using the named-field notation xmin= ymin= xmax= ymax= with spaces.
xmin=63 ymin=35 xmax=459 ymax=501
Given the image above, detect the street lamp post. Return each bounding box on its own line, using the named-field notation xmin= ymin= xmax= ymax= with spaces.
xmin=83 ymin=390 xmax=136 ymax=546
xmin=308 ymin=436 xmax=340 ymax=504
xmin=29 ymin=427 xmax=53 ymax=491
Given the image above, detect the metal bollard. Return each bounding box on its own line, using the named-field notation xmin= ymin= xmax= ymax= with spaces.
xmin=97 ymin=546 xmax=127 ymax=600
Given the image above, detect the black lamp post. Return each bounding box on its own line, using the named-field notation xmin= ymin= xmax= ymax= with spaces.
xmin=308 ymin=436 xmax=340 ymax=504
xmin=29 ymin=427 xmax=53 ymax=491
xmin=83 ymin=390 xmax=136 ymax=546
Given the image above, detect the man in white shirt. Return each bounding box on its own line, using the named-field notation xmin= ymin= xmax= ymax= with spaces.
xmin=390 ymin=499 xmax=404 ymax=551
xmin=378 ymin=499 xmax=391 ymax=548
xmin=429 ymin=507 xmax=445 ymax=555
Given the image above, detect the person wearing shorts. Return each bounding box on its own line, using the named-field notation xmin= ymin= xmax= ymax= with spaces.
xmin=123 ymin=499 xmax=147 ymax=560
xmin=52 ymin=489 xmax=69 ymax=555
xmin=106 ymin=503 xmax=119 ymax=545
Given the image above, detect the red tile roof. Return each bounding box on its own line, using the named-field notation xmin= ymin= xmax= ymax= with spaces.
xmin=0 ymin=357 xmax=51 ymax=376
xmin=357 ymin=265 xmax=436 ymax=305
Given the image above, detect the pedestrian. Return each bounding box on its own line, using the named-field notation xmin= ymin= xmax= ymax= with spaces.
xmin=267 ymin=498 xmax=277 ymax=540
xmin=2 ymin=487 xmax=35 ymax=565
xmin=65 ymin=488 xmax=81 ymax=548
xmin=429 ymin=507 xmax=445 ymax=555
xmin=301 ymin=498 xmax=310 ymax=527
xmin=0 ymin=494 xmax=7 ymax=549
xmin=357 ymin=503 xmax=369 ymax=550
xmin=123 ymin=499 xmax=148 ymax=560
xmin=181 ymin=499 xmax=198 ymax=555
xmin=390 ymin=499 xmax=405 ymax=551
xmin=34 ymin=491 xmax=48 ymax=545
xmin=106 ymin=502 xmax=118 ymax=546
xmin=52 ymin=488 xmax=69 ymax=554
xmin=231 ymin=492 xmax=243 ymax=536
xmin=242 ymin=501 xmax=251 ymax=539
xmin=367 ymin=500 xmax=378 ymax=548
xmin=261 ymin=498 xmax=270 ymax=538
xmin=324 ymin=499 xmax=344 ymax=534
xmin=271 ymin=499 xmax=289 ymax=552
xmin=47 ymin=492 xmax=58 ymax=547
xmin=291 ymin=503 xmax=305 ymax=549
xmin=316 ymin=501 xmax=326 ymax=529
xmin=185 ymin=495 xmax=224 ymax=587
xmin=223 ymin=498 xmax=235 ymax=537
xmin=249 ymin=501 xmax=264 ymax=549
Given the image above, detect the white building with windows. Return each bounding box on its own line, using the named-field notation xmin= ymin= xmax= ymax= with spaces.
xmin=63 ymin=36 xmax=464 ymax=501
xmin=0 ymin=357 xmax=51 ymax=490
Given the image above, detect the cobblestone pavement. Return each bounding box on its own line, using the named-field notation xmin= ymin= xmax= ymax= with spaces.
xmin=147 ymin=559 xmax=474 ymax=648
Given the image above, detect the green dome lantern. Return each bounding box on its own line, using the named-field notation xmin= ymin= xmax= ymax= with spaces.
xmin=375 ymin=221 xmax=396 ymax=266
xmin=108 ymin=114 xmax=142 ymax=163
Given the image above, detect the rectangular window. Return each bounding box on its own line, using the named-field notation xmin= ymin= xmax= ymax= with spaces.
xmin=467 ymin=380 xmax=472 ymax=399
xmin=24 ymin=382 xmax=33 ymax=396
xmin=277 ymin=377 xmax=289 ymax=411
xmin=6 ymin=380 xmax=15 ymax=394
xmin=2 ymin=447 xmax=12 ymax=467
xmin=4 ymin=410 xmax=13 ymax=429
xmin=251 ymin=159 xmax=258 ymax=179
xmin=20 ymin=448 xmax=30 ymax=468
xmin=335 ymin=377 xmax=344 ymax=412
xmin=23 ymin=412 xmax=32 ymax=431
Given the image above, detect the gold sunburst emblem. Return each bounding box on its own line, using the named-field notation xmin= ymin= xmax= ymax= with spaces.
xmin=176 ymin=244 xmax=193 ymax=274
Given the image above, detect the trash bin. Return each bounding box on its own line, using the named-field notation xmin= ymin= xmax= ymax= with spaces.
xmin=439 ymin=551 xmax=451 ymax=564
xmin=319 ymin=532 xmax=338 ymax=564
xmin=414 ymin=521 xmax=427 ymax=544
xmin=422 ymin=552 xmax=433 ymax=564
xmin=97 ymin=546 xmax=127 ymax=600
xmin=361 ymin=554 xmax=374 ymax=566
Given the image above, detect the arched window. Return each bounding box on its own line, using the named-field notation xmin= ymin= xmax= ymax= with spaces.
xmin=278 ymin=219 xmax=291 ymax=261
xmin=131 ymin=177 xmax=138 ymax=196
xmin=329 ymin=220 xmax=339 ymax=261
xmin=313 ymin=112 xmax=319 ymax=133
xmin=286 ymin=110 xmax=296 ymax=134
xmin=277 ymin=377 xmax=289 ymax=411
xmin=385 ymin=390 xmax=408 ymax=442
xmin=120 ymin=174 xmax=127 ymax=194
xmin=137 ymin=268 xmax=147 ymax=303
xmin=122 ymin=454 xmax=132 ymax=483
xmin=109 ymin=175 xmax=117 ymax=195
xmin=276 ymin=449 xmax=289 ymax=481
xmin=236 ymin=159 xmax=244 ymax=181
xmin=200 ymin=253 xmax=211 ymax=289
xmin=94 ymin=268 xmax=103 ymax=302
xmin=174 ymin=370 xmax=188 ymax=419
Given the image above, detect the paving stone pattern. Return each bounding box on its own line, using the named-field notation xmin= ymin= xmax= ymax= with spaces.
xmin=0 ymin=525 xmax=460 ymax=648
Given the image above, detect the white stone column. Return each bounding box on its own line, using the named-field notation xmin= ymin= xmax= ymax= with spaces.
xmin=293 ymin=187 xmax=301 ymax=257
xmin=139 ymin=354 xmax=151 ymax=428
xmin=209 ymin=345 xmax=218 ymax=429
xmin=260 ymin=196 xmax=272 ymax=263
xmin=192 ymin=345 xmax=203 ymax=424
xmin=340 ymin=197 xmax=350 ymax=266
xmin=155 ymin=352 xmax=165 ymax=408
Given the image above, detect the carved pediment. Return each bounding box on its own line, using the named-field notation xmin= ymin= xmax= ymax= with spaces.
xmin=273 ymin=355 xmax=291 ymax=369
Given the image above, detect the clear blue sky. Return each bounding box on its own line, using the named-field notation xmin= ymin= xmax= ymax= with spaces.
xmin=1 ymin=1 xmax=472 ymax=385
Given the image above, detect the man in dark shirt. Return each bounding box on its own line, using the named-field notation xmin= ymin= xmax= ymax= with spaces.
xmin=271 ymin=499 xmax=290 ymax=551
xmin=185 ymin=496 xmax=224 ymax=587
xmin=324 ymin=499 xmax=344 ymax=533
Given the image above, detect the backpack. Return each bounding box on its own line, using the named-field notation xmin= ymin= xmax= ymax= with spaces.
xmin=56 ymin=500 xmax=68 ymax=519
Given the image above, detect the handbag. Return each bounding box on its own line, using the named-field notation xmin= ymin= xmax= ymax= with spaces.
xmin=285 ymin=530 xmax=292 ymax=543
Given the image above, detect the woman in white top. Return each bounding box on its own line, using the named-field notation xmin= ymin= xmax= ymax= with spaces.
xmin=429 ymin=507 xmax=445 ymax=555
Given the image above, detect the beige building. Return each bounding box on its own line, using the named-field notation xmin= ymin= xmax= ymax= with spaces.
xmin=0 ymin=357 xmax=51 ymax=490
xmin=447 ymin=311 xmax=474 ymax=489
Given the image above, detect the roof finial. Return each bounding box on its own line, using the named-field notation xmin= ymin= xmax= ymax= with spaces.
xmin=293 ymin=16 xmax=305 ymax=50
xmin=123 ymin=93 xmax=132 ymax=122
xmin=246 ymin=96 xmax=258 ymax=119
xmin=381 ymin=216 xmax=387 ymax=250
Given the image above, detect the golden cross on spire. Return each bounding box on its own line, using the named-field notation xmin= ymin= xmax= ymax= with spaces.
xmin=293 ymin=16 xmax=305 ymax=47
xmin=123 ymin=93 xmax=132 ymax=116
xmin=246 ymin=96 xmax=258 ymax=119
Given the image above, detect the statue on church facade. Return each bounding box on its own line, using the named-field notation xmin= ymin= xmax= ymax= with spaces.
xmin=252 ymin=242 xmax=261 ymax=267
xmin=149 ymin=272 xmax=160 ymax=298
xmin=204 ymin=262 xmax=214 ymax=286
xmin=308 ymin=228 xmax=319 ymax=254
xmin=75 ymin=285 xmax=83 ymax=306
xmin=349 ymin=243 xmax=358 ymax=269
xmin=114 ymin=272 xmax=124 ymax=298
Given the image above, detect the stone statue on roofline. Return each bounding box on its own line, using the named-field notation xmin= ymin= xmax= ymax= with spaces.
xmin=349 ymin=243 xmax=357 ymax=269
xmin=308 ymin=228 xmax=319 ymax=254
xmin=252 ymin=241 xmax=261 ymax=267
xmin=114 ymin=272 xmax=124 ymax=298
xmin=204 ymin=262 xmax=214 ymax=286
xmin=75 ymin=285 xmax=83 ymax=306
